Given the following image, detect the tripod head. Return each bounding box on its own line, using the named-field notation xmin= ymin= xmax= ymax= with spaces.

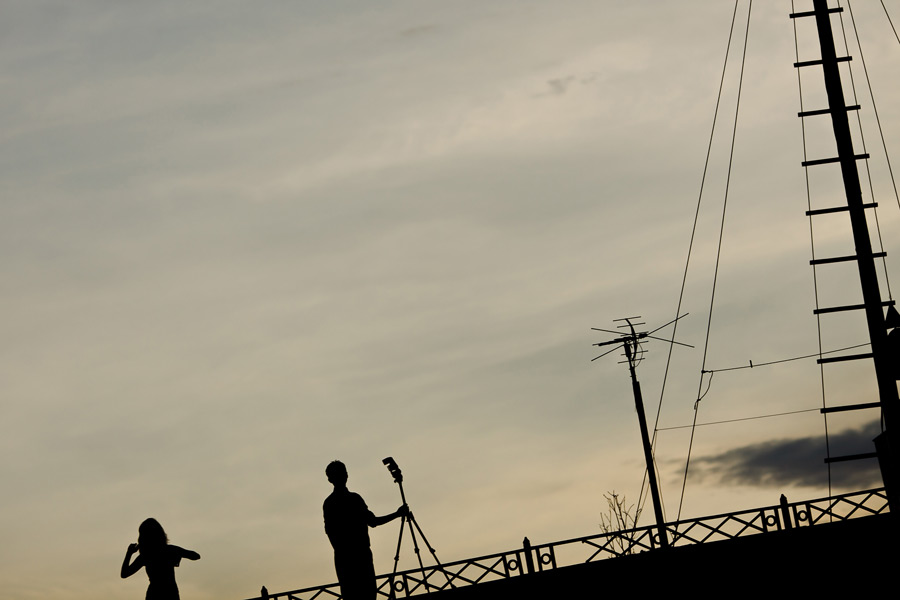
xmin=383 ymin=456 xmax=403 ymax=484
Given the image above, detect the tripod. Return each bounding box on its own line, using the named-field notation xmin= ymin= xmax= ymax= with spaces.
xmin=383 ymin=457 xmax=453 ymax=596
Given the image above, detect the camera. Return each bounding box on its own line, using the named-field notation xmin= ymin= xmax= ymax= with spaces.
xmin=383 ymin=456 xmax=403 ymax=484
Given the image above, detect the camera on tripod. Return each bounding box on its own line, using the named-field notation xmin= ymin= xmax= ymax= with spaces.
xmin=383 ymin=456 xmax=403 ymax=484
xmin=381 ymin=455 xmax=448 ymax=587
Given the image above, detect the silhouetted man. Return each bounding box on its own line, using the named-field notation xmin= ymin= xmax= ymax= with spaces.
xmin=324 ymin=460 xmax=407 ymax=600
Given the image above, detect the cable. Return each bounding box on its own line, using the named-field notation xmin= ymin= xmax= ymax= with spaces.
xmin=880 ymin=0 xmax=900 ymax=45
xmin=794 ymin=0 xmax=833 ymax=499
xmin=702 ymin=342 xmax=871 ymax=373
xmin=848 ymin=1 xmax=900 ymax=300
xmin=658 ymin=408 xmax=820 ymax=432
xmin=635 ymin=0 xmax=744 ymax=527
xmin=840 ymin=1 xmax=895 ymax=300
xmin=677 ymin=0 xmax=753 ymax=523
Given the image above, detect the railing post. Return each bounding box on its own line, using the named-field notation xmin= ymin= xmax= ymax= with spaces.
xmin=522 ymin=537 xmax=536 ymax=575
xmin=780 ymin=494 xmax=793 ymax=530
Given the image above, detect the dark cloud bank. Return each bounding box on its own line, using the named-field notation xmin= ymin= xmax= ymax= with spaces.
xmin=693 ymin=421 xmax=883 ymax=489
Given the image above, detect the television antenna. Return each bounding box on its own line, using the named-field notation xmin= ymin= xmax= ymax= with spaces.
xmin=591 ymin=314 xmax=693 ymax=548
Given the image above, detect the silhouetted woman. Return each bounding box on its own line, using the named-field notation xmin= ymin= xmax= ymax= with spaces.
xmin=121 ymin=518 xmax=200 ymax=600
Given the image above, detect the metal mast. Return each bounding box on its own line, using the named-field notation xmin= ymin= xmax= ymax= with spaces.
xmin=793 ymin=0 xmax=899 ymax=496
xmin=623 ymin=333 xmax=668 ymax=548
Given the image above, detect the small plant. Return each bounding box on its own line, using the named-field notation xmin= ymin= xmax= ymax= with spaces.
xmin=599 ymin=491 xmax=642 ymax=556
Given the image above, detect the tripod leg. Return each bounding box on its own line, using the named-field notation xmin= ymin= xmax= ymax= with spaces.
xmin=395 ymin=515 xmax=428 ymax=596
xmin=407 ymin=515 xmax=454 ymax=589
xmin=406 ymin=515 xmax=426 ymax=574
xmin=389 ymin=516 xmax=406 ymax=600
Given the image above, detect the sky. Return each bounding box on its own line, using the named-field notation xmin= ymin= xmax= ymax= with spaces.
xmin=2 ymin=1 xmax=900 ymax=599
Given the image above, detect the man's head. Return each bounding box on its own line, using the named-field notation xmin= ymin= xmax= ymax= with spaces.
xmin=326 ymin=460 xmax=348 ymax=487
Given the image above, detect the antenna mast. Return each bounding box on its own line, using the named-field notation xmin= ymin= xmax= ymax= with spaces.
xmin=593 ymin=316 xmax=692 ymax=548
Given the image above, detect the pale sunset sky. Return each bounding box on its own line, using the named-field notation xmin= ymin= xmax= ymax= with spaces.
xmin=2 ymin=2 xmax=899 ymax=600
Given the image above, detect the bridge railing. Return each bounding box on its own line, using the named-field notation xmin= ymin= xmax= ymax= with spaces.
xmin=250 ymin=487 xmax=888 ymax=600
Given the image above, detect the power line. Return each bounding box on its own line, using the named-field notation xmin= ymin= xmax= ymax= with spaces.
xmin=702 ymin=342 xmax=871 ymax=373
xmin=658 ymin=408 xmax=820 ymax=432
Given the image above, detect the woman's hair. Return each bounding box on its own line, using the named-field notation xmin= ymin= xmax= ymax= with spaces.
xmin=138 ymin=518 xmax=169 ymax=555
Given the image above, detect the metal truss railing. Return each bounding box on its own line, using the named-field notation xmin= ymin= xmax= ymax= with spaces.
xmin=249 ymin=488 xmax=888 ymax=600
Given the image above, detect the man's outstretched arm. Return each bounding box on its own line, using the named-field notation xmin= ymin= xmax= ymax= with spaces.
xmin=367 ymin=504 xmax=409 ymax=527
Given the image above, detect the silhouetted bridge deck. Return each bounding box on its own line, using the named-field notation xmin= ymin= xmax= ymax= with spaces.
xmin=251 ymin=488 xmax=890 ymax=600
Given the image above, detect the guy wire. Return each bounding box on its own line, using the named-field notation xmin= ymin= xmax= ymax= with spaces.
xmin=677 ymin=0 xmax=752 ymax=523
xmin=637 ymin=0 xmax=743 ymax=526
